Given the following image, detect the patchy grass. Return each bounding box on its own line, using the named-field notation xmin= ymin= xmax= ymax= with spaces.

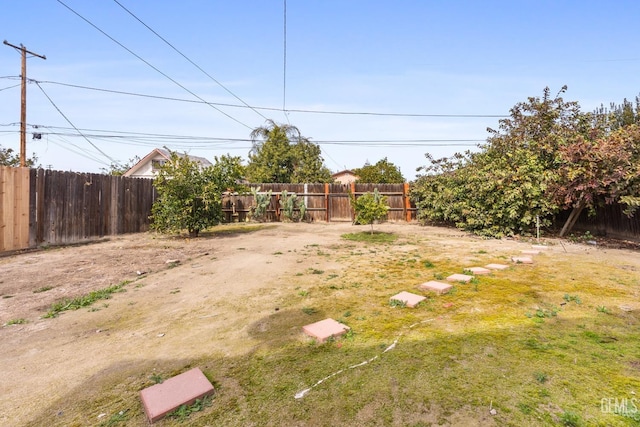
xmin=24 ymin=227 xmax=640 ymax=426
xmin=341 ymin=231 xmax=398 ymax=244
xmin=43 ymin=280 xmax=130 ymax=318
xmin=201 ymin=224 xmax=273 ymax=237
xmin=4 ymin=318 xmax=27 ymax=326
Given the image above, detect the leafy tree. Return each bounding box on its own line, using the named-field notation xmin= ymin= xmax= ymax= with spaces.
xmin=101 ymin=156 xmax=140 ymax=176
xmin=553 ymin=123 xmax=640 ymax=234
xmin=411 ymin=87 xmax=640 ymax=237
xmin=0 ymin=145 xmax=38 ymax=167
xmin=354 ymin=158 xmax=404 ymax=183
xmin=351 ymin=188 xmax=389 ymax=234
xmin=151 ymin=151 xmax=245 ymax=237
xmin=246 ymin=119 xmax=332 ymax=183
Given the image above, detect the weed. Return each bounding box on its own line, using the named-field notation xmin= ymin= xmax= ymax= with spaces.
xmin=170 ymin=289 xmax=181 ymax=294
xmin=343 ymin=310 xmax=351 ymax=317
xmin=273 ymin=251 xmax=283 ymax=255
xmin=150 ymin=374 xmax=163 ymax=384
xmin=43 ymin=281 xmax=129 ymax=318
xmin=166 ymin=395 xmax=213 ymax=421
xmin=389 ymin=299 xmax=407 ymax=308
xmin=4 ymin=318 xmax=27 ymax=326
xmin=2 ymin=295 xmax=14 ymax=299
xmin=434 ymin=273 xmax=445 ymax=280
xmin=596 ymin=305 xmax=611 ymax=314
xmin=563 ymin=294 xmax=582 ymax=305
xmin=310 ymin=269 xmax=324 ymax=275
xmin=559 ymin=410 xmax=580 ymax=426
xmin=534 ymin=372 xmax=548 ymax=383
xmin=302 ymin=307 xmax=317 ymax=315
xmin=327 ymin=274 xmax=339 ymax=280
xmin=33 ymin=286 xmax=53 ymax=293
xmin=423 ymin=260 xmax=435 ymax=268
xmin=298 ymin=290 xmax=309 ymax=297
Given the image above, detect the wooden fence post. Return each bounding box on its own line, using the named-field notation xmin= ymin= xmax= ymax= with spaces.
xmin=324 ymin=183 xmax=329 ymax=222
xmin=350 ymin=182 xmax=356 ymax=222
xmin=403 ymin=182 xmax=411 ymax=222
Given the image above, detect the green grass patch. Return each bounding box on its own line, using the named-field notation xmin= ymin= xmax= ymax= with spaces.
xmin=4 ymin=318 xmax=28 ymax=326
xmin=43 ymin=281 xmax=130 ymax=318
xmin=341 ymin=231 xmax=398 ymax=244
xmin=33 ymin=285 xmax=54 ymax=293
xmin=202 ymin=224 xmax=273 ymax=237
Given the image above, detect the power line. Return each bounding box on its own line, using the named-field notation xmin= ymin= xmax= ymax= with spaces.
xmin=55 ymin=0 xmax=253 ymax=130
xmin=110 ymin=0 xmax=267 ymax=121
xmin=33 ymin=125 xmax=484 ymax=145
xmin=34 ymin=81 xmax=116 ymax=165
xmin=32 ymin=79 xmax=508 ymax=118
xmin=0 ymin=83 xmax=21 ymax=92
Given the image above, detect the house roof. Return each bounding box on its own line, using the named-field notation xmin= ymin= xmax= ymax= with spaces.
xmin=331 ymin=169 xmax=357 ymax=177
xmin=123 ymin=148 xmax=212 ymax=177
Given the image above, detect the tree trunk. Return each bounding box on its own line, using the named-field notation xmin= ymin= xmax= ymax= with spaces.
xmin=559 ymin=198 xmax=586 ymax=237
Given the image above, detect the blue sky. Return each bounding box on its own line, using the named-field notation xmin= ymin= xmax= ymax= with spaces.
xmin=1 ymin=1 xmax=639 ymax=180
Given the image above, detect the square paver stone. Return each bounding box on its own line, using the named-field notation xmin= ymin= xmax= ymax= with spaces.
xmin=418 ymin=281 xmax=453 ymax=295
xmin=390 ymin=291 xmax=426 ymax=307
xmin=511 ymin=256 xmax=533 ymax=264
xmin=140 ymin=367 xmax=215 ymax=423
xmin=303 ymin=318 xmax=350 ymax=342
xmin=466 ymin=267 xmax=491 ymax=275
xmin=446 ymin=273 xmax=473 ymax=283
xmin=531 ymin=245 xmax=549 ymax=250
xmin=485 ymin=263 xmax=509 ymax=270
xmin=521 ymin=250 xmax=541 ymax=255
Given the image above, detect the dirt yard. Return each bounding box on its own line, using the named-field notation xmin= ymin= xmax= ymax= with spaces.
xmin=0 ymin=222 xmax=638 ymax=426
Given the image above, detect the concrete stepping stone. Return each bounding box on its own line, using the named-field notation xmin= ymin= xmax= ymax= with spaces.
xmin=521 ymin=250 xmax=541 ymax=255
xmin=390 ymin=291 xmax=426 ymax=307
xmin=302 ymin=318 xmax=350 ymax=342
xmin=465 ymin=267 xmax=491 ymax=275
xmin=418 ymin=280 xmax=453 ymax=295
xmin=531 ymin=245 xmax=549 ymax=250
xmin=511 ymin=256 xmax=533 ymax=264
xmin=485 ymin=263 xmax=509 ymax=270
xmin=140 ymin=367 xmax=215 ymax=423
xmin=446 ymin=273 xmax=473 ymax=283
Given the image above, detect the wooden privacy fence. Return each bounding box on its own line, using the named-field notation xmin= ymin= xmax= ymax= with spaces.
xmin=222 ymin=183 xmax=417 ymax=223
xmin=1 ymin=167 xmax=156 ymax=252
xmin=0 ymin=167 xmax=30 ymax=252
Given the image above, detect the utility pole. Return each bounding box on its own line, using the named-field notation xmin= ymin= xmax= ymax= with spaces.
xmin=3 ymin=40 xmax=46 ymax=167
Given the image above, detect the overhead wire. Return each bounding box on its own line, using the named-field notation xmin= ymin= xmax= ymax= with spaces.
xmin=34 ymin=81 xmax=115 ymax=165
xmin=34 ymin=79 xmax=508 ymax=118
xmin=55 ymin=0 xmax=253 ymax=130
xmin=33 ymin=125 xmax=484 ymax=146
xmin=110 ymin=0 xmax=268 ymax=121
xmin=0 ymin=83 xmax=21 ymax=92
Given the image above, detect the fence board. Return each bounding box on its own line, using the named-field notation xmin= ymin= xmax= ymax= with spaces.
xmin=224 ymin=183 xmax=417 ymax=223
xmin=0 ymin=166 xmax=30 ymax=251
